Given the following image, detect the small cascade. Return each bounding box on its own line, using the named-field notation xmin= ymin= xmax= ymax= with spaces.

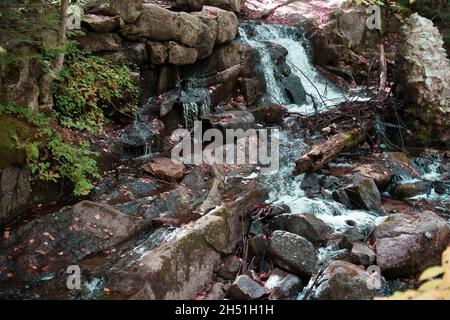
xmin=180 ymin=87 xmax=211 ymax=129
xmin=238 ymin=22 xmax=348 ymax=114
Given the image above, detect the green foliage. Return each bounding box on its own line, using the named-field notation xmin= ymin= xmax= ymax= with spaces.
xmin=53 ymin=42 xmax=138 ymax=133
xmin=0 ymin=103 xmax=100 ymax=196
xmin=377 ymin=247 xmax=450 ymax=299
xmin=0 ymin=0 xmax=60 ymax=67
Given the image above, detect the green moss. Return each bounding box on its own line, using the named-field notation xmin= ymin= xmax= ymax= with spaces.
xmin=0 ymin=114 xmax=33 ymax=169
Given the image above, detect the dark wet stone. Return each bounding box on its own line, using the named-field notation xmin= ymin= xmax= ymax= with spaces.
xmin=265 ymin=268 xmax=303 ymax=300
xmin=269 ymin=213 xmax=331 ymax=246
xmin=269 ymin=230 xmax=317 ymax=278
xmin=226 ymin=275 xmax=269 ymax=300
xmin=217 ymin=256 xmax=241 ymax=280
xmin=344 ymin=178 xmax=383 ymax=213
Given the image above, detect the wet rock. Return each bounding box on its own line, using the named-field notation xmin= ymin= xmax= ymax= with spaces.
xmin=217 ymin=256 xmax=241 ymax=280
xmin=203 ymin=110 xmax=255 ymax=131
xmin=320 ymin=175 xmax=341 ymax=191
xmin=227 ymin=275 xmax=269 ymax=300
xmin=118 ymin=121 xmax=157 ymax=155
xmin=77 ymin=32 xmax=122 ymax=52
xmin=82 ymin=14 xmax=120 ymax=33
xmin=373 ymin=211 xmax=450 ymax=277
xmin=84 ymin=0 xmax=142 ymax=23
xmin=107 ymin=190 xmax=266 ymax=299
xmin=265 ymin=268 xmax=303 ymax=300
xmin=350 ymin=242 xmax=376 ymax=266
xmin=398 ymin=14 xmax=450 ymax=147
xmin=281 ymin=74 xmax=306 ymax=104
xmin=353 ymin=163 xmax=393 ymax=191
xmin=344 ymin=178 xmax=383 ymax=213
xmin=0 ymin=167 xmax=30 ymax=225
xmin=248 ymin=234 xmax=269 ymax=261
xmin=391 ymin=181 xmax=432 ymax=199
xmin=269 ymin=214 xmax=331 ymax=246
xmin=269 ymin=230 xmax=317 ymax=277
xmin=300 ymin=173 xmax=323 ymax=197
xmin=250 ymin=104 xmax=287 ymax=125
xmin=310 ymin=260 xmax=377 ymax=300
xmin=146 ymin=41 xmax=168 ymax=64
xmin=332 ymin=188 xmax=352 ymax=209
xmin=167 ymin=42 xmax=198 ymax=65
xmin=142 ymin=157 xmax=185 ymax=180
xmin=0 ymin=201 xmax=150 ymax=282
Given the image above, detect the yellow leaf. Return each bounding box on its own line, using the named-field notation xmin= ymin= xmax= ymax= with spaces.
xmin=442 ymin=247 xmax=450 ymax=268
xmin=441 ymin=271 xmax=450 ymax=289
xmin=419 ymin=266 xmax=445 ymax=281
xmin=418 ymin=279 xmax=443 ymax=292
xmin=409 ymin=0 xmax=416 ymax=4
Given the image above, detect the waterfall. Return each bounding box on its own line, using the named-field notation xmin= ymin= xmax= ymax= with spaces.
xmin=238 ymin=22 xmax=347 ymax=114
xmin=180 ymin=87 xmax=211 ymax=129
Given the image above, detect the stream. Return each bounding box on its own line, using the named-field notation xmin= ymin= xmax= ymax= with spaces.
xmin=0 ymin=18 xmax=449 ymax=300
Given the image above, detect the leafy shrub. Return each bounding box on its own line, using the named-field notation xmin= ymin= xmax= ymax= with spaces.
xmin=0 ymin=104 xmax=100 ymax=196
xmin=378 ymin=247 xmax=450 ymax=299
xmin=53 ymin=41 xmax=138 ymax=133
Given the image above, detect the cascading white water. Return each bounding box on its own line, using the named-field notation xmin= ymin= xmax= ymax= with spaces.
xmin=262 ymin=126 xmax=382 ymax=237
xmin=238 ymin=23 xmax=348 ymax=114
xmin=238 ymin=22 xmax=382 ymax=235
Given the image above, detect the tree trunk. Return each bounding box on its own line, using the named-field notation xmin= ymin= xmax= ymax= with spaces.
xmin=39 ymin=0 xmax=70 ymax=109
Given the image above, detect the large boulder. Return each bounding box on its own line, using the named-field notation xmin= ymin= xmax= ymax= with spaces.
xmin=0 ymin=167 xmax=30 ymax=225
xmin=167 ymin=42 xmax=198 ymax=65
xmin=268 ymin=230 xmax=317 ymax=277
xmin=310 ymin=260 xmax=378 ymax=300
xmin=146 ymin=41 xmax=168 ymax=64
xmin=397 ymin=13 xmax=450 ymax=147
xmin=373 ymin=211 xmax=450 ymax=277
xmin=199 ymin=6 xmax=238 ymax=45
xmin=172 ymin=0 xmax=245 ymax=12
xmin=0 ymin=201 xmax=150 ymax=282
xmin=106 ymin=189 xmax=266 ymax=299
xmin=82 ymin=14 xmax=120 ymax=33
xmin=122 ymin=4 xmax=175 ymax=41
xmin=84 ymin=0 xmax=143 ymax=23
xmin=77 ymin=32 xmax=122 ymax=52
xmin=269 ymin=213 xmax=331 ymax=246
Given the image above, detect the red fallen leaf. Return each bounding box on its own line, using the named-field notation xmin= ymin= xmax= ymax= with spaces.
xmin=259 ymin=273 xmax=270 ymax=279
xmin=41 ymin=266 xmax=50 ymax=272
xmin=35 ymin=249 xmax=47 ymax=255
xmin=7 ymin=272 xmax=13 ymax=278
xmin=30 ymin=265 xmax=38 ymax=271
xmin=42 ymin=232 xmax=55 ymax=241
xmin=103 ymin=288 xmax=110 ymax=294
xmin=95 ymin=214 xmax=101 ymax=220
xmin=28 ymin=239 xmax=35 ymax=244
xmin=141 ymin=178 xmax=153 ymax=184
xmin=3 ymin=231 xmax=10 ymax=239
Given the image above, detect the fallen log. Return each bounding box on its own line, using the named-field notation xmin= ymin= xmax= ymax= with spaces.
xmin=294 ymin=126 xmax=369 ymax=175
